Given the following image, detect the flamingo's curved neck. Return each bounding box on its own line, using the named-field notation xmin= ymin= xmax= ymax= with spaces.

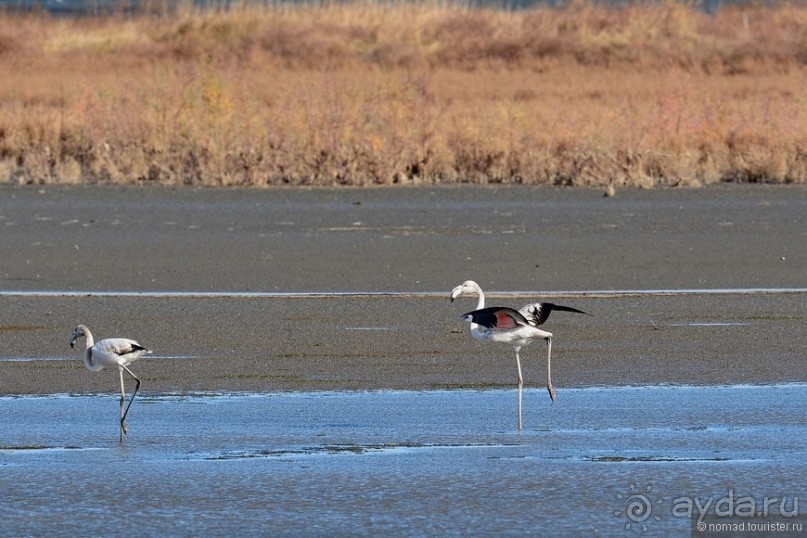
xmin=474 ymin=287 xmax=485 ymax=310
xmin=80 ymin=328 xmax=101 ymax=371
xmin=81 ymin=328 xmax=95 ymax=350
xmin=470 ymin=285 xmax=486 ymax=338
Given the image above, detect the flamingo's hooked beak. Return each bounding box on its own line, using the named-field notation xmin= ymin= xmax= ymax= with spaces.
xmin=69 ymin=329 xmax=81 ymax=348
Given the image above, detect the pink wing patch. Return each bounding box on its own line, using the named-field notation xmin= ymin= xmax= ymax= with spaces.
xmin=492 ymin=310 xmax=520 ymax=331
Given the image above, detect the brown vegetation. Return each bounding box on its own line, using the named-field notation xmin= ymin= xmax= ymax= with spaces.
xmin=0 ymin=1 xmax=805 ymax=187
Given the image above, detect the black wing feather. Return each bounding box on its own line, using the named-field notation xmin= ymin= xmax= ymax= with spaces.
xmin=129 ymin=342 xmax=149 ymax=353
xmin=114 ymin=342 xmax=149 ymax=356
xmin=523 ymin=302 xmax=591 ymax=326
xmin=462 ymin=306 xmax=530 ymax=329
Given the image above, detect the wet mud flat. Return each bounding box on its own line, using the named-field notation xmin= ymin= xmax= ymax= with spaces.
xmin=1 ymin=183 xmax=806 ymax=393
xmin=2 ymin=183 xmax=806 ymax=294
xmin=0 ymin=291 xmax=805 ymax=394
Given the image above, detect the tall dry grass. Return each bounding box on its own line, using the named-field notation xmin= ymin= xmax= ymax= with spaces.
xmin=0 ymin=1 xmax=805 ymax=187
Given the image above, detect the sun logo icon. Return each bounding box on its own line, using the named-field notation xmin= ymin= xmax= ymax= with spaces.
xmin=614 ymin=483 xmax=664 ymax=532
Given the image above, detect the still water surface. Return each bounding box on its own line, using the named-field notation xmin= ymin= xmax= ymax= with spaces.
xmin=1 ymin=385 xmax=805 ymax=535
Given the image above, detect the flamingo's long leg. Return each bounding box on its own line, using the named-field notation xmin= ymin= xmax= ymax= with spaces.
xmin=517 ymin=384 xmax=523 ymax=432
xmin=546 ymin=338 xmax=556 ymax=404
xmin=515 ymin=347 xmax=524 ymax=431
xmin=514 ymin=346 xmax=524 ymax=387
xmin=118 ymin=369 xmax=126 ymax=442
xmin=119 ymin=365 xmax=141 ymax=441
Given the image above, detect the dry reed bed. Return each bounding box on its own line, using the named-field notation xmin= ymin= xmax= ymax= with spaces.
xmin=0 ymin=1 xmax=805 ymax=187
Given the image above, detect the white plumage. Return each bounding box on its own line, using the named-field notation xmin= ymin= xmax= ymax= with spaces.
xmin=69 ymin=324 xmax=152 ymax=442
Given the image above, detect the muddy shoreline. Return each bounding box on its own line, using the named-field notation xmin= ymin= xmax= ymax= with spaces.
xmin=1 ymin=184 xmax=805 ymax=394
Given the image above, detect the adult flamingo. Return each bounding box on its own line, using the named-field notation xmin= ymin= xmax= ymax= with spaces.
xmin=69 ymin=324 xmax=152 ymax=442
xmin=450 ymin=280 xmax=589 ymax=428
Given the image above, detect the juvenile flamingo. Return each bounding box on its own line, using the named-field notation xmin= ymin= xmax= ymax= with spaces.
xmin=69 ymin=324 xmax=152 ymax=442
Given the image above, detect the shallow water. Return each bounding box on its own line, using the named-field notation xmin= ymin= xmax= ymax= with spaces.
xmin=1 ymin=385 xmax=805 ymax=536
